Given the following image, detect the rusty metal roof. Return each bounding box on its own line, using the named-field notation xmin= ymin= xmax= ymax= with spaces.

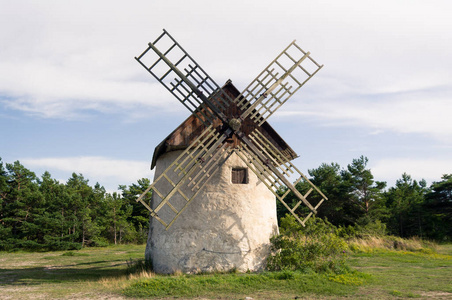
xmin=151 ymin=80 xmax=298 ymax=169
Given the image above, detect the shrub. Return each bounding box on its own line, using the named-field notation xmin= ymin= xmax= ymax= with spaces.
xmin=90 ymin=237 xmax=110 ymax=247
xmin=267 ymin=215 xmax=349 ymax=274
xmin=44 ymin=234 xmax=82 ymax=251
xmin=127 ymin=258 xmax=153 ymax=274
xmin=337 ymin=220 xmax=387 ymax=239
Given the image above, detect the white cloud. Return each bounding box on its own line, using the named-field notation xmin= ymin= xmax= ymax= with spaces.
xmin=0 ymin=53 xmax=176 ymax=119
xmin=21 ymin=156 xmax=153 ymax=193
xmin=371 ymin=157 xmax=452 ymax=186
xmin=278 ymin=82 xmax=452 ymax=142
xmin=1 ymin=0 xmax=451 ymax=122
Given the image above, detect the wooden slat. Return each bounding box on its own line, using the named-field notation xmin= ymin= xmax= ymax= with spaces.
xmin=233 ymin=41 xmax=323 ymax=127
xmin=234 ymin=144 xmax=327 ymax=227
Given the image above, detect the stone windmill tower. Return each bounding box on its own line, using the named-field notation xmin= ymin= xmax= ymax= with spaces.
xmin=135 ymin=29 xmax=327 ymax=274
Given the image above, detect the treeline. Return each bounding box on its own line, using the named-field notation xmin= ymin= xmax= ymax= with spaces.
xmin=279 ymin=156 xmax=452 ymax=241
xmin=1 ymin=155 xmax=451 ymax=251
xmin=0 ymin=158 xmax=152 ymax=251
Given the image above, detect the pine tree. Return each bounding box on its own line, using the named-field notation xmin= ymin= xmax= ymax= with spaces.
xmin=341 ymin=156 xmax=386 ymax=225
xmin=118 ymin=178 xmax=151 ymax=244
xmin=66 ymin=173 xmax=96 ymax=247
xmin=1 ymin=161 xmax=43 ymax=250
xmin=385 ymin=173 xmax=427 ymax=237
xmin=424 ymin=174 xmax=452 ymax=240
xmin=306 ymin=162 xmax=352 ymax=225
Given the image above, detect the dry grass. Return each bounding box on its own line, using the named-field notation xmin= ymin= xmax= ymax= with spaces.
xmin=348 ymin=235 xmax=438 ymax=253
xmin=98 ymin=270 xmax=156 ymax=290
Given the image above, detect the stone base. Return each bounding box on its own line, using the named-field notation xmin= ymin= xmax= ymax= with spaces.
xmin=145 ymin=150 xmax=278 ymax=274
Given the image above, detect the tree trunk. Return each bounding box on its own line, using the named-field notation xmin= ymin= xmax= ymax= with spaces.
xmin=61 ymin=208 xmax=64 ymax=238
xmin=113 ymin=207 xmax=117 ymax=245
xmin=82 ymin=222 xmax=85 ymax=248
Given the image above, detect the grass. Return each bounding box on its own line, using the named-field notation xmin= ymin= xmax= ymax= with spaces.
xmin=348 ymin=235 xmax=438 ymax=254
xmin=0 ymin=243 xmax=451 ymax=299
xmin=122 ymin=271 xmax=368 ymax=299
xmin=0 ymin=244 xmax=145 ymax=299
xmin=347 ymin=244 xmax=452 ymax=299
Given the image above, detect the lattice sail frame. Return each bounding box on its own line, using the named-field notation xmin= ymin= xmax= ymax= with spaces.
xmin=135 ymin=29 xmax=230 ymax=125
xmin=236 ymin=41 xmax=323 ymax=126
xmin=135 ymin=29 xmax=327 ymax=229
xmin=135 ymin=125 xmax=232 ymax=229
xmin=235 ymin=130 xmax=327 ymax=226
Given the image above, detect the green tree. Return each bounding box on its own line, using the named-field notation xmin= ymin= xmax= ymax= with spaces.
xmin=0 ymin=158 xmax=156 ymax=249
xmin=1 ymin=161 xmax=44 ymax=250
xmin=38 ymin=171 xmax=81 ymax=250
xmin=0 ymin=158 xmax=9 ymax=239
xmin=385 ymin=173 xmax=427 ymax=238
xmin=341 ymin=156 xmax=386 ymax=225
xmin=276 ymin=157 xmax=386 ymax=227
xmin=306 ymin=162 xmax=352 ymax=225
xmin=103 ymin=192 xmax=132 ymax=244
xmin=424 ymin=174 xmax=452 ymax=241
xmin=66 ymin=173 xmax=97 ymax=247
xmin=0 ymin=158 xmax=7 ymax=200
xmin=119 ymin=178 xmax=151 ymax=244
xmin=0 ymin=158 xmax=10 ymax=248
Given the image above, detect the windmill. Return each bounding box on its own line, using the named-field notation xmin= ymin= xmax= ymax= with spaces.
xmin=135 ymin=29 xmax=327 ymax=273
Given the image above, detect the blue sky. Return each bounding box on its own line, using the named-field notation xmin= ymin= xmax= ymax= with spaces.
xmin=1 ymin=0 xmax=451 ymax=193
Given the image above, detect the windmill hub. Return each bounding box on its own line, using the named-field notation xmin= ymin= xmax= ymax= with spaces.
xmin=228 ymin=118 xmax=242 ymax=131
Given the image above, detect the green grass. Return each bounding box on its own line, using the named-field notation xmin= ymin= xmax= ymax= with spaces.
xmin=0 ymin=244 xmax=451 ymax=299
xmin=123 ymin=271 xmax=367 ymax=299
xmin=347 ymin=245 xmax=452 ymax=299
xmin=123 ymin=245 xmax=452 ymax=299
xmin=0 ymin=244 xmax=144 ymax=299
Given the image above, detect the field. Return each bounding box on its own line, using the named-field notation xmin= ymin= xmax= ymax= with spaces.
xmin=0 ymin=244 xmax=451 ymax=299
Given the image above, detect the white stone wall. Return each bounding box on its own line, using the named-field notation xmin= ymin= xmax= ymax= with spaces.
xmin=145 ymin=150 xmax=279 ymax=274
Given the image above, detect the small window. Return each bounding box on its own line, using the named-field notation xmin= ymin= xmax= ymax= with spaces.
xmin=232 ymin=168 xmax=248 ymax=184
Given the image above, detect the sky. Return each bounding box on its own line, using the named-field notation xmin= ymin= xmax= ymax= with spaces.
xmin=1 ymin=0 xmax=451 ymax=193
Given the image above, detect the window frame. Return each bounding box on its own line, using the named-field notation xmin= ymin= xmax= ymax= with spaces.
xmin=231 ymin=167 xmax=248 ymax=184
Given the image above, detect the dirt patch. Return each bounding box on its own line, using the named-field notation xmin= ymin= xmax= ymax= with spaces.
xmin=64 ymin=292 xmax=128 ymax=300
xmin=3 ymin=261 xmax=40 ymax=268
xmin=353 ymin=265 xmax=390 ymax=269
xmin=420 ymin=291 xmax=452 ymax=299
xmin=0 ymin=286 xmax=44 ymax=300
